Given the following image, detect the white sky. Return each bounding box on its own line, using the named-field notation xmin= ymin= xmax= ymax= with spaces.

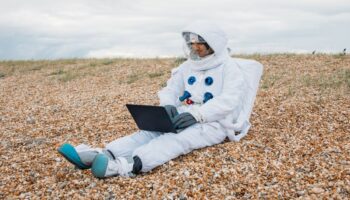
xmin=0 ymin=0 xmax=349 ymax=60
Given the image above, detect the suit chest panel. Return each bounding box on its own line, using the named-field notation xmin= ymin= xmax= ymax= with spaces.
xmin=183 ymin=66 xmax=224 ymax=103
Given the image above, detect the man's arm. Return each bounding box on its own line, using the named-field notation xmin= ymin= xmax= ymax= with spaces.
xmin=158 ymin=66 xmax=185 ymax=107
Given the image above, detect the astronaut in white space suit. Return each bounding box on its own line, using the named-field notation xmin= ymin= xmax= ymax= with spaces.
xmin=58 ymin=21 xmax=263 ymax=178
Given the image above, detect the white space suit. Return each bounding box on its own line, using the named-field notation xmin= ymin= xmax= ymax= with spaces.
xmin=105 ymin=21 xmax=263 ymax=172
xmin=59 ymin=21 xmax=263 ymax=177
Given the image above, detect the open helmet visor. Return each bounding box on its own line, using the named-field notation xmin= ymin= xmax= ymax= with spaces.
xmin=182 ymin=32 xmax=213 ymax=60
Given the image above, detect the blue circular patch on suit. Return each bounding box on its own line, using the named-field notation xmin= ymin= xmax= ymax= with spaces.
xmin=188 ymin=76 xmax=196 ymax=85
xmin=179 ymin=90 xmax=192 ymax=102
xmin=205 ymin=77 xmax=213 ymax=86
xmin=203 ymin=92 xmax=214 ymax=103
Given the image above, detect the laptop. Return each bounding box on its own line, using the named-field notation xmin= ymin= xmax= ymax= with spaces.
xmin=126 ymin=104 xmax=178 ymax=133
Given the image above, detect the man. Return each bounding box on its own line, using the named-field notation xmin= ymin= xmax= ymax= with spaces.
xmin=58 ymin=21 xmax=263 ymax=178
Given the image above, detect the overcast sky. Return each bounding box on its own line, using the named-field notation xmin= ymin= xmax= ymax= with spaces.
xmin=0 ymin=0 xmax=349 ymax=60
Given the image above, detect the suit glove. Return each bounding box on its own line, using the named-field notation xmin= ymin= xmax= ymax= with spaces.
xmin=164 ymin=105 xmax=178 ymax=119
xmin=173 ymin=112 xmax=197 ymax=130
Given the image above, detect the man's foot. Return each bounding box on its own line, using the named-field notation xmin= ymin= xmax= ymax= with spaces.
xmin=57 ymin=143 xmax=99 ymax=169
xmin=91 ymin=154 xmax=134 ymax=178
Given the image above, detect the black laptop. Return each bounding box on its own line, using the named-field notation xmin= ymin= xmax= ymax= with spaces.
xmin=126 ymin=104 xmax=177 ymax=133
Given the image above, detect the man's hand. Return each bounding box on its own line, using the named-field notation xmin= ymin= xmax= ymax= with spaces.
xmin=164 ymin=105 xmax=178 ymax=119
xmin=173 ymin=112 xmax=197 ymax=130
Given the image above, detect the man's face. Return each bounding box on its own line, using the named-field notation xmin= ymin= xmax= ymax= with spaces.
xmin=190 ymin=43 xmax=212 ymax=57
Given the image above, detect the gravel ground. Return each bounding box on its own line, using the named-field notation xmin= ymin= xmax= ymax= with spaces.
xmin=0 ymin=55 xmax=349 ymax=199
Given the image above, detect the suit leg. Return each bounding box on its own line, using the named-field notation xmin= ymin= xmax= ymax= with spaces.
xmin=132 ymin=122 xmax=227 ymax=172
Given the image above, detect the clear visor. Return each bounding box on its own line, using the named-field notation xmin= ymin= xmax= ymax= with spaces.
xmin=182 ymin=32 xmax=213 ymax=61
xmin=183 ymin=32 xmax=206 ymax=44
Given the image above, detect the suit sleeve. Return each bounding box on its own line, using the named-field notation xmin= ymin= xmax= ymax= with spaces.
xmin=158 ymin=66 xmax=185 ymax=107
xmin=190 ymin=62 xmax=246 ymax=123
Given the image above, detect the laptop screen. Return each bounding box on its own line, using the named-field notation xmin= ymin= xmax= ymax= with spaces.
xmin=126 ymin=104 xmax=177 ymax=133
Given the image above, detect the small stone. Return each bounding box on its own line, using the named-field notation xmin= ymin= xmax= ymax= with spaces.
xmin=183 ymin=170 xmax=190 ymax=177
xmin=26 ymin=116 xmax=36 ymax=124
xmin=55 ymin=158 xmax=61 ymax=162
xmin=179 ymin=193 xmax=187 ymax=200
xmin=88 ymin=182 xmax=96 ymax=188
xmin=310 ymin=187 xmax=324 ymax=194
xmin=297 ymin=190 xmax=305 ymax=196
xmin=58 ymin=182 xmax=67 ymax=189
xmin=0 ymin=141 xmax=9 ymax=148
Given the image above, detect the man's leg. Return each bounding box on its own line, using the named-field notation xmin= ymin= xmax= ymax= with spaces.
xmin=105 ymin=130 xmax=162 ymax=158
xmin=58 ymin=143 xmax=102 ymax=169
xmin=133 ymin=122 xmax=227 ymax=172
xmin=59 ymin=130 xmax=161 ymax=171
xmin=90 ymin=130 xmax=162 ymax=178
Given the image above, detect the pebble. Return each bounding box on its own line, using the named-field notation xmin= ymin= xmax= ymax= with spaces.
xmin=296 ymin=190 xmax=305 ymax=196
xmin=310 ymin=187 xmax=324 ymax=194
xmin=0 ymin=141 xmax=9 ymax=148
xmin=183 ymin=170 xmax=190 ymax=177
xmin=26 ymin=116 xmax=36 ymax=124
xmin=58 ymin=182 xmax=67 ymax=189
xmin=88 ymin=182 xmax=97 ymax=188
